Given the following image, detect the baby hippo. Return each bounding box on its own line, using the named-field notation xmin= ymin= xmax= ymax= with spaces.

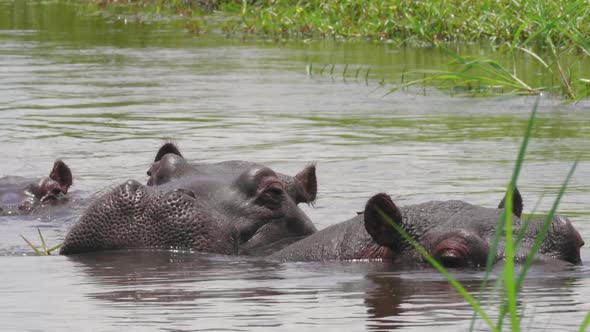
xmin=0 ymin=160 xmax=73 ymax=215
xmin=270 ymin=190 xmax=584 ymax=267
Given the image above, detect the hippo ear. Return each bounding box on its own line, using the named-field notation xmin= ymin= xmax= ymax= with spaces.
xmin=294 ymin=164 xmax=317 ymax=204
xmin=154 ymin=142 xmax=182 ymax=162
xmin=498 ymin=186 xmax=523 ymax=218
xmin=364 ymin=193 xmax=404 ymax=249
xmin=49 ymin=160 xmax=73 ymax=192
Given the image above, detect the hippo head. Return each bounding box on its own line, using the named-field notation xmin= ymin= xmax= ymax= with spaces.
xmin=364 ymin=192 xmax=584 ymax=267
xmin=13 ymin=160 xmax=73 ymax=213
xmin=29 ymin=160 xmax=72 ymax=203
xmin=60 ymin=143 xmax=317 ymax=255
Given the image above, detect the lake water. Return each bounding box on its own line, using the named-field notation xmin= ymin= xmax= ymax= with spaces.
xmin=1 ymin=1 xmax=590 ymax=331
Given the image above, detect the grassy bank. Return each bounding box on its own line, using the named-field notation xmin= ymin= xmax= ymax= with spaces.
xmin=85 ymin=0 xmax=589 ymax=47
xmin=80 ymin=0 xmax=590 ymax=100
xmin=238 ymin=0 xmax=589 ymax=48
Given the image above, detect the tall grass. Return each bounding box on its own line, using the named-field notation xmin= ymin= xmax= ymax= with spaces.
xmin=379 ymin=99 xmax=585 ymax=331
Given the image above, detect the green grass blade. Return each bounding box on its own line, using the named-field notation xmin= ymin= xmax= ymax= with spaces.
xmin=477 ymin=99 xmax=538 ymax=330
xmin=469 ymin=211 xmax=505 ymax=332
xmin=495 ymin=99 xmax=538 ymax=328
xmin=47 ymin=243 xmax=63 ymax=254
xmin=496 ymin=160 xmax=578 ymax=326
xmin=567 ymin=27 xmax=590 ymax=56
xmin=579 ymin=310 xmax=590 ymax=332
xmin=515 ymin=160 xmax=578 ymax=290
xmin=510 ymin=21 xmax=531 ymax=52
xmin=20 ymin=235 xmax=43 ymax=256
xmin=503 ymin=188 xmax=519 ymax=331
xmin=516 ymin=47 xmax=550 ymax=69
xmin=38 ymin=227 xmax=49 ymax=254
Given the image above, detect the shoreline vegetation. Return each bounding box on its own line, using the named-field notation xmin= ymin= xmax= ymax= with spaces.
xmin=81 ymin=0 xmax=590 ymax=101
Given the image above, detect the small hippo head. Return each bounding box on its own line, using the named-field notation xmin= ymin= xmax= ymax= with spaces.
xmin=364 ymin=192 xmax=584 ymax=267
xmin=13 ymin=160 xmax=72 ymax=213
xmin=60 ymin=143 xmax=317 ymax=255
xmin=28 ymin=160 xmax=72 ymax=204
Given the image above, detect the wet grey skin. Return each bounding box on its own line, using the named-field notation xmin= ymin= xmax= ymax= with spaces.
xmin=0 ymin=160 xmax=73 ymax=216
xmin=60 ymin=143 xmax=317 ymax=255
xmin=269 ymin=190 xmax=584 ymax=268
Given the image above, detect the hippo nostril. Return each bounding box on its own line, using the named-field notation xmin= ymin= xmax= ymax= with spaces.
xmin=432 ymin=236 xmax=475 ymax=268
xmin=436 ymin=249 xmax=467 ymax=268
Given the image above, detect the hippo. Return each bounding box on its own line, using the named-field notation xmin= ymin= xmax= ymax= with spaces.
xmin=269 ymin=191 xmax=584 ymax=267
xmin=60 ymin=143 xmax=317 ymax=255
xmin=0 ymin=160 xmax=73 ymax=215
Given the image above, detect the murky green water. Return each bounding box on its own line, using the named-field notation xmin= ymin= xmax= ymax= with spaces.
xmin=1 ymin=1 xmax=590 ymax=331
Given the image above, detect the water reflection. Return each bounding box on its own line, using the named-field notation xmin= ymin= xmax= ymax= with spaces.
xmin=363 ymin=273 xmax=480 ymax=330
xmin=361 ymin=269 xmax=585 ymax=331
xmin=72 ymin=250 xmax=281 ymax=282
xmin=65 ymin=250 xmax=589 ymax=331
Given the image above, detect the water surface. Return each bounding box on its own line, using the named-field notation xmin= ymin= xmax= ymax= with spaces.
xmin=1 ymin=1 xmax=590 ymax=331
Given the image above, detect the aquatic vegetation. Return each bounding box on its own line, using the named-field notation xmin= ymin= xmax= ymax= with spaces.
xmin=81 ymin=0 xmax=590 ymax=100
xmin=379 ymin=100 xmax=586 ymax=331
xmin=386 ymin=0 xmax=590 ymax=101
xmin=21 ymin=228 xmax=62 ymax=256
xmin=388 ymin=47 xmax=590 ymax=101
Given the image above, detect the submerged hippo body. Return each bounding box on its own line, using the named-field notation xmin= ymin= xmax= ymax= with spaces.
xmin=0 ymin=160 xmax=73 ymax=215
xmin=60 ymin=143 xmax=317 ymax=255
xmin=270 ymin=191 xmax=584 ymax=267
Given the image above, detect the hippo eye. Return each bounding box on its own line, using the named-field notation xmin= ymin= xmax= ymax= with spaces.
xmin=256 ymin=186 xmax=284 ymax=210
